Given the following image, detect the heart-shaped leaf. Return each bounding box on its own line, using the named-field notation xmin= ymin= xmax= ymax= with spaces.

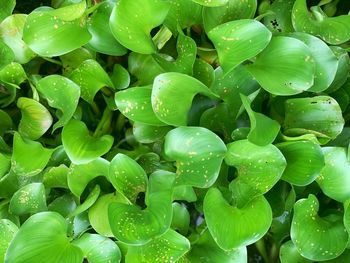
xmin=86 ymin=1 xmax=127 ymax=56
xmin=89 ymin=193 xmax=128 ymax=237
xmin=109 ymin=0 xmax=170 ymax=54
xmin=23 ymin=4 xmax=91 ymax=57
xmin=164 ymin=126 xmax=227 ymax=188
xmin=109 ymin=153 xmax=148 ymax=203
xmin=17 ymin=97 xmax=52 ymax=140
xmin=291 ymin=194 xmax=348 ymax=261
xmin=283 ymin=96 xmax=344 ymax=142
xmin=0 ymin=219 xmax=18 ymax=263
xmin=62 ymin=119 xmax=114 ymax=165
xmin=115 ymin=86 xmax=165 ymax=126
xmin=204 ymin=187 xmax=272 ymax=250
xmin=193 ymin=59 xmax=215 ymax=87
xmin=186 ymin=230 xmax=247 ymax=263
xmin=290 ymin=32 xmax=338 ymax=92
xmin=125 ymin=229 xmax=190 ymax=262
xmin=225 ymin=139 xmax=286 ymax=206
xmin=73 ymin=233 xmax=121 ymax=263
xmin=9 ymin=183 xmax=47 ymax=216
xmin=36 ymin=75 xmax=80 ymax=132
xmin=108 ymin=171 xmax=175 ymax=245
xmin=68 ymin=158 xmax=109 ymax=197
xmin=0 ymin=14 xmax=36 ymax=64
xmin=5 ymin=212 xmax=83 ymax=263
xmin=240 ymin=93 xmax=280 ymax=146
xmin=246 ymin=36 xmax=315 ymax=95
xmin=292 ymin=0 xmax=350 ymax=45
xmin=203 ymin=0 xmax=257 ymax=33
xmin=208 ymin=19 xmax=271 ymax=73
xmin=11 ymin=132 xmax=54 ymax=177
xmin=326 ymin=46 xmax=350 ymax=93
xmin=171 ymin=203 xmax=190 ymax=235
xmin=262 ymin=0 xmax=294 ymax=33
xmin=152 ymin=72 xmax=218 ymax=126
xmin=69 ymin=59 xmax=114 ymax=104
xmin=317 ymin=147 xmax=350 ymax=202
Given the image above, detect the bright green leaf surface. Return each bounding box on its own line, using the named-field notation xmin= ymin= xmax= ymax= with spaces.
xmin=209 ymin=19 xmax=271 ymax=73
xmin=62 ymin=119 xmax=114 ymax=165
xmin=164 ymin=126 xmax=227 ymax=188
xmin=109 ymin=0 xmax=170 ymax=54
xmin=5 ymin=212 xmax=83 ymax=263
xmin=0 ymin=219 xmax=18 ymax=263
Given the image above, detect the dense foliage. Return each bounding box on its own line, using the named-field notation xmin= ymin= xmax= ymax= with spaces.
xmin=0 ymin=0 xmax=350 ymax=262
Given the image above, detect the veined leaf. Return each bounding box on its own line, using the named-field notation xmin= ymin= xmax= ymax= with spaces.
xmin=0 ymin=219 xmax=18 ymax=263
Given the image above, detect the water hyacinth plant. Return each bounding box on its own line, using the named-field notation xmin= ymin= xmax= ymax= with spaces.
xmin=0 ymin=0 xmax=350 ymax=262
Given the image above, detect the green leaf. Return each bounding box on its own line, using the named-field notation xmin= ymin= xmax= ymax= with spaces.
xmin=0 ymin=40 xmax=14 ymax=70
xmin=246 ymin=36 xmax=315 ymax=95
xmin=5 ymin=212 xmax=83 ymax=263
xmin=290 ymin=32 xmax=338 ymax=92
xmin=48 ymin=194 xmax=76 ymax=218
xmin=0 ymin=110 xmax=12 ymax=137
xmin=73 ymin=233 xmax=121 ymax=263
xmin=152 ymin=72 xmax=217 ymax=126
xmin=68 ymin=158 xmax=109 ymax=197
xmin=240 ymin=93 xmax=280 ymax=146
xmin=62 ymin=119 xmax=114 ymax=165
xmin=225 ymin=139 xmax=286 ymax=206
xmin=280 ymin=240 xmax=312 ymax=263
xmin=115 ymin=86 xmax=165 ymax=126
xmin=11 ymin=132 xmax=54 ymax=177
xmin=133 ymin=123 xmax=172 ymax=144
xmin=277 ymin=141 xmax=325 ymax=186
xmin=110 ymin=64 xmax=130 ymax=90
xmin=9 ymin=183 xmax=47 ymax=216
xmin=125 ymin=229 xmax=190 ymax=262
xmin=17 ymin=97 xmax=52 ymax=140
xmin=23 ymin=4 xmax=91 ymax=57
xmin=86 ymin=1 xmax=127 ymax=56
xmin=203 ymin=0 xmax=257 ymax=33
xmin=0 ymin=14 xmax=36 ymax=64
xmin=59 ymin=47 xmax=93 ymax=75
xmin=0 ymin=153 xmax=11 ymax=179
xmin=283 ymin=96 xmax=344 ymax=141
xmin=292 ymin=0 xmax=350 ymax=45
xmin=109 ymin=0 xmax=170 ymax=54
xmin=108 ymin=171 xmax=175 ymax=245
xmin=153 ymin=32 xmax=197 ymax=75
xmin=89 ymin=192 xmax=128 ymax=237
xmin=326 ymin=46 xmax=350 ymax=93
xmin=317 ymin=147 xmax=350 ymax=202
xmin=193 ymin=59 xmax=215 ymax=87
xmin=186 ymin=230 xmax=247 ymax=263
xmin=191 ymin=0 xmax=228 ymax=7
xmin=0 ymin=0 xmax=15 ymax=22
xmin=68 ymin=185 xmax=100 ymax=218
xmin=128 ymin=52 xmax=165 ymax=85
xmin=208 ymin=19 xmax=271 ymax=74
xmin=0 ymin=219 xmax=18 ymax=263
xmin=163 ymin=0 xmax=202 ymax=33
xmin=69 ymin=59 xmax=114 ymax=104
xmin=36 ymin=75 xmax=80 ymax=132
xmin=291 ymin=194 xmax=348 ymax=261
xmin=171 ymin=203 xmax=190 ymax=235
xmin=109 ymin=153 xmax=148 ymax=203
xmin=204 ymin=188 xmax=272 ymax=250
xmin=43 ymin=165 xmax=69 ymax=189
xmin=164 ymin=126 xmax=227 ymax=188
